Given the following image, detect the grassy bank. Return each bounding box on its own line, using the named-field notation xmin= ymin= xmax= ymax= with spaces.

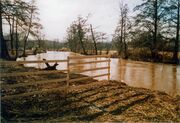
xmin=109 ymin=49 xmax=180 ymax=64
xmin=1 ymin=63 xmax=180 ymax=122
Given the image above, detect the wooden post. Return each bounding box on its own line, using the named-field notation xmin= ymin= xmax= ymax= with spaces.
xmin=67 ymin=56 xmax=70 ymax=86
xmin=108 ymin=55 xmax=110 ymax=81
xmin=119 ymin=58 xmax=121 ymax=81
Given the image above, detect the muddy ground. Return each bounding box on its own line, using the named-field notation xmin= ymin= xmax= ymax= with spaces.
xmin=1 ymin=63 xmax=180 ymax=122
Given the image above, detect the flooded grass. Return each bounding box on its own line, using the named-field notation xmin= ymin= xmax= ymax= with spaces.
xmin=1 ymin=63 xmax=180 ymax=122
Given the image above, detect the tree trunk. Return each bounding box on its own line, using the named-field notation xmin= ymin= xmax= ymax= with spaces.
xmin=23 ymin=6 xmax=33 ymax=56
xmin=173 ymin=0 xmax=180 ymax=64
xmin=10 ymin=16 xmax=15 ymax=53
xmin=90 ymin=24 xmax=98 ymax=55
xmin=78 ymin=24 xmax=87 ymax=55
xmin=120 ymin=15 xmax=124 ymax=49
xmin=15 ymin=18 xmax=18 ymax=58
xmin=117 ymin=37 xmax=122 ymax=56
xmin=120 ymin=9 xmax=124 ymax=57
xmin=152 ymin=0 xmax=158 ymax=61
xmin=123 ymin=14 xmax=128 ymax=59
xmin=9 ymin=19 xmax=13 ymax=50
xmin=0 ymin=0 xmax=10 ymax=59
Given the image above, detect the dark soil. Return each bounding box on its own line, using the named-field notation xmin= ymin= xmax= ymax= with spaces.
xmin=1 ymin=63 xmax=180 ymax=122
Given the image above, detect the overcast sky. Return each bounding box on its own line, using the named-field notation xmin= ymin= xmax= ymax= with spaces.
xmin=35 ymin=0 xmax=142 ymax=41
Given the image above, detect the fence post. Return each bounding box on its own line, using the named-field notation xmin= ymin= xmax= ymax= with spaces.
xmin=67 ymin=56 xmax=70 ymax=86
xmin=108 ymin=55 xmax=110 ymax=81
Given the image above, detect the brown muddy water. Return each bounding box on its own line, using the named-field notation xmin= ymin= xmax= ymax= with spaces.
xmin=17 ymin=51 xmax=180 ymax=96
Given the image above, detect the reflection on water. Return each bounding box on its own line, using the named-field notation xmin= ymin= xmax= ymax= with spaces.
xmin=17 ymin=51 xmax=180 ymax=96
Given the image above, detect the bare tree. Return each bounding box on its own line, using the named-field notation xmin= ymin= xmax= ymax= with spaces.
xmin=1 ymin=0 xmax=42 ymax=59
xmin=169 ymin=0 xmax=180 ymax=63
xmin=0 ymin=0 xmax=10 ymax=59
xmin=66 ymin=15 xmax=89 ymax=54
xmin=113 ymin=1 xmax=131 ymax=59
xmin=66 ymin=15 xmax=108 ymax=55
xmin=134 ymin=0 xmax=168 ymax=61
xmin=22 ymin=4 xmax=34 ymax=56
xmin=77 ymin=16 xmax=88 ymax=55
xmin=66 ymin=23 xmax=80 ymax=52
xmin=22 ymin=0 xmax=42 ymax=56
xmin=90 ymin=24 xmax=98 ymax=55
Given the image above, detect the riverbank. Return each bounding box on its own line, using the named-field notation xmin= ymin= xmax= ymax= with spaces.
xmin=7 ymin=49 xmax=46 ymax=60
xmin=1 ymin=63 xmax=180 ymax=122
xmin=109 ymin=50 xmax=180 ymax=64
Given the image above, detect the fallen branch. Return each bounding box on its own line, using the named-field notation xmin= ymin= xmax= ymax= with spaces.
xmin=43 ymin=59 xmax=59 ymax=70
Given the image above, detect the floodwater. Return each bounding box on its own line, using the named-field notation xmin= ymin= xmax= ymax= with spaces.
xmin=18 ymin=51 xmax=180 ymax=96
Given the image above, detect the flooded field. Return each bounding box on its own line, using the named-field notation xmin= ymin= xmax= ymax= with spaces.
xmin=18 ymin=51 xmax=180 ymax=96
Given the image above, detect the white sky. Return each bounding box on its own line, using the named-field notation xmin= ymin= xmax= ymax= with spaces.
xmin=4 ymin=0 xmax=142 ymax=41
xmin=37 ymin=0 xmax=143 ymax=41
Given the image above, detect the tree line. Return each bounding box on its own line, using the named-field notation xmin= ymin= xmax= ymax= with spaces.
xmin=65 ymin=0 xmax=179 ymax=64
xmin=113 ymin=0 xmax=179 ymax=63
xmin=0 ymin=0 xmax=179 ymax=64
xmin=0 ymin=0 xmax=42 ymax=60
xmin=65 ymin=15 xmax=109 ymax=55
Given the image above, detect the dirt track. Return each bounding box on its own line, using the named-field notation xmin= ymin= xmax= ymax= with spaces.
xmin=1 ymin=64 xmax=180 ymax=122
